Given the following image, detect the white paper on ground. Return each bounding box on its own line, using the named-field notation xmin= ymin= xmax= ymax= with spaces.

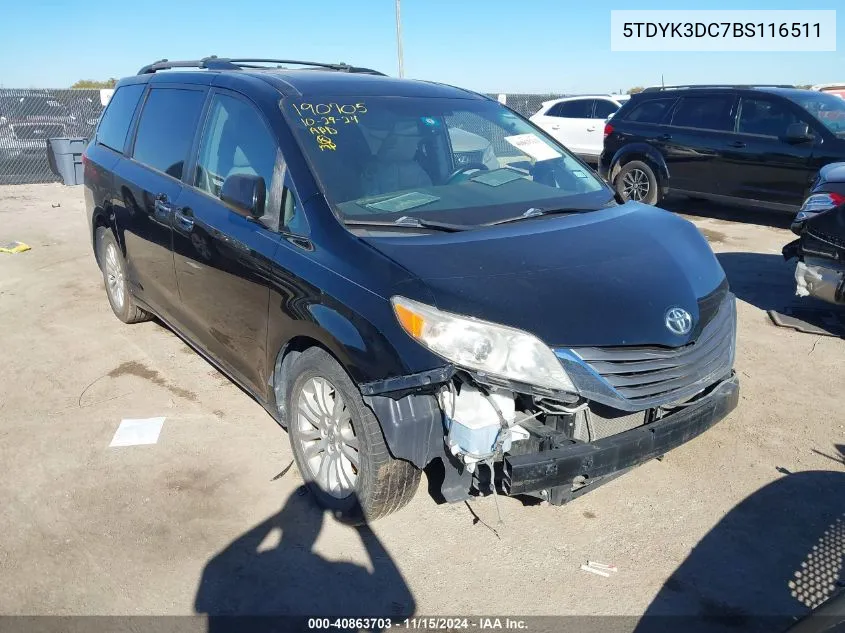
xmin=110 ymin=417 xmax=166 ymax=447
xmin=503 ymin=133 xmax=561 ymax=162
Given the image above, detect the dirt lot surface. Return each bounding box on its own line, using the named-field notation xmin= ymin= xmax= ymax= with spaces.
xmin=0 ymin=184 xmax=843 ymax=627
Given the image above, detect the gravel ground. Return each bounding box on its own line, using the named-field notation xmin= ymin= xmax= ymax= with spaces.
xmin=0 ymin=184 xmax=842 ymax=629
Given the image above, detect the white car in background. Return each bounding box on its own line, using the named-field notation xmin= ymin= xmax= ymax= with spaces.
xmin=529 ymin=94 xmax=630 ymax=163
xmin=811 ymin=83 xmax=845 ymax=99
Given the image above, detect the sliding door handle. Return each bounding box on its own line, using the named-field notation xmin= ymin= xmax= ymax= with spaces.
xmin=174 ymin=208 xmax=194 ymax=230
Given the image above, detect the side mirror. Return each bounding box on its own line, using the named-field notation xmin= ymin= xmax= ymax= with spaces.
xmin=220 ymin=173 xmax=266 ymax=218
xmin=784 ymin=122 xmax=812 ymax=143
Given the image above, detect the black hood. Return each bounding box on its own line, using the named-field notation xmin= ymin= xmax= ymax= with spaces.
xmin=364 ymin=203 xmax=727 ymax=348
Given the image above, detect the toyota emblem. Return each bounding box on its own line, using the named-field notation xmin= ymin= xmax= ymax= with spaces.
xmin=665 ymin=307 xmax=693 ymax=336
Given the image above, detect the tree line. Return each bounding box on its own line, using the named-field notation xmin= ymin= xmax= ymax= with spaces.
xmin=70 ymin=79 xmax=117 ymax=89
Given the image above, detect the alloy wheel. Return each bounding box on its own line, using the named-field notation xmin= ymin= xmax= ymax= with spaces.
xmin=621 ymin=168 xmax=650 ymax=201
xmin=104 ymin=243 xmax=125 ymax=311
xmin=295 ymin=376 xmax=360 ymax=498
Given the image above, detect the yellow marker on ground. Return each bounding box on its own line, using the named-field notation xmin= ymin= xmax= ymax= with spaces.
xmin=0 ymin=242 xmax=31 ymax=254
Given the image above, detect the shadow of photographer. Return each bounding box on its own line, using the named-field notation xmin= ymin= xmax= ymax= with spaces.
xmin=195 ymin=488 xmax=415 ymax=632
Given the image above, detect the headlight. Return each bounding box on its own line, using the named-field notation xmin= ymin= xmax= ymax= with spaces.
xmin=391 ymin=296 xmax=577 ymax=392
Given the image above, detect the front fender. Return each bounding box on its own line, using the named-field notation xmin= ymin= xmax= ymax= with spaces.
xmin=610 ymin=143 xmax=670 ymax=193
xmin=265 ymin=273 xmax=447 ymax=419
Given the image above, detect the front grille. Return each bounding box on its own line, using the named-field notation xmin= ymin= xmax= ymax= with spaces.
xmin=11 ymin=123 xmax=64 ymax=140
xmin=564 ymin=294 xmax=736 ymax=410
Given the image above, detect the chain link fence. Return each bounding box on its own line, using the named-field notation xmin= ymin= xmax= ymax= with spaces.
xmin=485 ymin=93 xmax=568 ymax=117
xmin=0 ymin=89 xmax=105 ymax=185
xmin=442 ymin=93 xmax=568 ymax=157
xmin=0 ymin=89 xmax=565 ymax=186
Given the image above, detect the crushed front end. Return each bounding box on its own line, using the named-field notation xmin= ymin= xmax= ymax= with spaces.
xmin=784 ymin=199 xmax=845 ymax=306
xmin=363 ymin=287 xmax=739 ymax=505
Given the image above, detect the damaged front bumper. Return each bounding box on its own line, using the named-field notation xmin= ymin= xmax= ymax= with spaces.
xmin=361 ymin=290 xmax=738 ymax=505
xmin=784 ymin=201 xmax=845 ymax=306
xmin=503 ymin=374 xmax=738 ymax=497
xmin=793 ymin=259 xmax=845 ymax=305
xmin=363 ymin=369 xmax=739 ymax=504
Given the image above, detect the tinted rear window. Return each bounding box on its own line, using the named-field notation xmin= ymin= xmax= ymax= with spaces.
xmin=593 ymin=100 xmax=619 ymax=119
xmin=132 ymin=88 xmax=205 ymax=180
xmin=96 ymin=84 xmax=145 ymax=153
xmin=624 ymin=98 xmax=675 ymax=124
xmin=549 ymin=99 xmax=594 ymax=118
xmin=738 ymin=97 xmax=808 ymax=137
xmin=670 ymin=95 xmax=735 ymax=131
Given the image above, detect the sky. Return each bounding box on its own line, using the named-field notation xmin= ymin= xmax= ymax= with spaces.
xmin=1 ymin=0 xmax=844 ymax=93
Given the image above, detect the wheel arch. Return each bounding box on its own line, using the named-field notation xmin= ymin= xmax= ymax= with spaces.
xmin=270 ymin=333 xmax=349 ymax=426
xmin=91 ymin=207 xmax=124 ymax=268
xmin=609 ymin=144 xmax=670 ymax=194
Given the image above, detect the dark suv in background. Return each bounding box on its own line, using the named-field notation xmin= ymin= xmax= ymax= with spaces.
xmin=599 ymin=85 xmax=845 ymax=211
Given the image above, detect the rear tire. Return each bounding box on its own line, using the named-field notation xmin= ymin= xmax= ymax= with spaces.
xmin=286 ymin=348 xmax=421 ymax=524
xmin=615 ymin=160 xmax=660 ymax=205
xmin=96 ymin=227 xmax=151 ymax=324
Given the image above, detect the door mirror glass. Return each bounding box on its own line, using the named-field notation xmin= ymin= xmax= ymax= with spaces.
xmin=784 ymin=121 xmax=812 ymax=143
xmin=221 ymin=173 xmax=266 ymax=218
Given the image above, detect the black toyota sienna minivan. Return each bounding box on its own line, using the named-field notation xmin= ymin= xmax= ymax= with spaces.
xmin=84 ymin=58 xmax=739 ymax=523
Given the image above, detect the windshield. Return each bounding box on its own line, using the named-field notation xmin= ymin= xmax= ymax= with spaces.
xmin=282 ymin=96 xmax=609 ymax=226
xmin=787 ymin=91 xmax=845 ymax=136
xmin=0 ymin=96 xmax=69 ymax=118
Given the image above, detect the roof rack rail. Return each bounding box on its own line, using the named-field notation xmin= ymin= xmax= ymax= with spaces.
xmin=642 ymin=84 xmax=794 ymax=92
xmin=137 ymin=56 xmax=385 ymax=76
xmin=545 ymin=93 xmax=622 ymax=98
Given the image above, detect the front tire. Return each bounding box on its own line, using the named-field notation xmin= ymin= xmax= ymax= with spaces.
xmin=615 ymin=160 xmax=660 ymax=205
xmin=286 ymin=348 xmax=421 ymax=524
xmin=96 ymin=227 xmax=151 ymax=324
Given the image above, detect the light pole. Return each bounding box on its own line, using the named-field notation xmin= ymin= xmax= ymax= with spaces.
xmin=395 ymin=0 xmax=404 ymax=77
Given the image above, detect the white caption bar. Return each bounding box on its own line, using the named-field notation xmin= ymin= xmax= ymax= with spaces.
xmin=611 ymin=10 xmax=836 ymax=52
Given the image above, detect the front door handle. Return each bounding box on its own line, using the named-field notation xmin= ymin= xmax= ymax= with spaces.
xmin=174 ymin=207 xmax=194 ymax=230
xmin=729 ymin=141 xmax=747 ymax=148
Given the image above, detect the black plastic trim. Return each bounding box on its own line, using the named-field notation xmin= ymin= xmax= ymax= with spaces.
xmin=503 ymin=373 xmax=739 ymax=495
xmin=363 ymin=392 xmax=444 ymax=468
xmin=359 ymin=366 xmax=454 ymax=396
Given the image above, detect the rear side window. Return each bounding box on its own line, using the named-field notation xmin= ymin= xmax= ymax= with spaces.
xmin=96 ymin=84 xmax=145 ymax=153
xmin=132 ymin=88 xmax=205 ymax=180
xmin=593 ymin=100 xmax=619 ymax=119
xmin=548 ymin=99 xmax=594 ymax=118
xmin=670 ymin=95 xmax=735 ymax=131
xmin=738 ymin=98 xmax=811 ymax=138
xmin=624 ymin=98 xmax=675 ymax=124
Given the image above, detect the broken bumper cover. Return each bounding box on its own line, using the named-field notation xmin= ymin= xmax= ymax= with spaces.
xmin=794 ymin=260 xmax=845 ymax=305
xmin=503 ymin=373 xmax=739 ymax=495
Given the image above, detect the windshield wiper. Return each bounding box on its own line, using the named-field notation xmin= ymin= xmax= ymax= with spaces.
xmin=344 ymin=215 xmax=472 ymax=232
xmin=484 ymin=203 xmax=617 ymax=227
